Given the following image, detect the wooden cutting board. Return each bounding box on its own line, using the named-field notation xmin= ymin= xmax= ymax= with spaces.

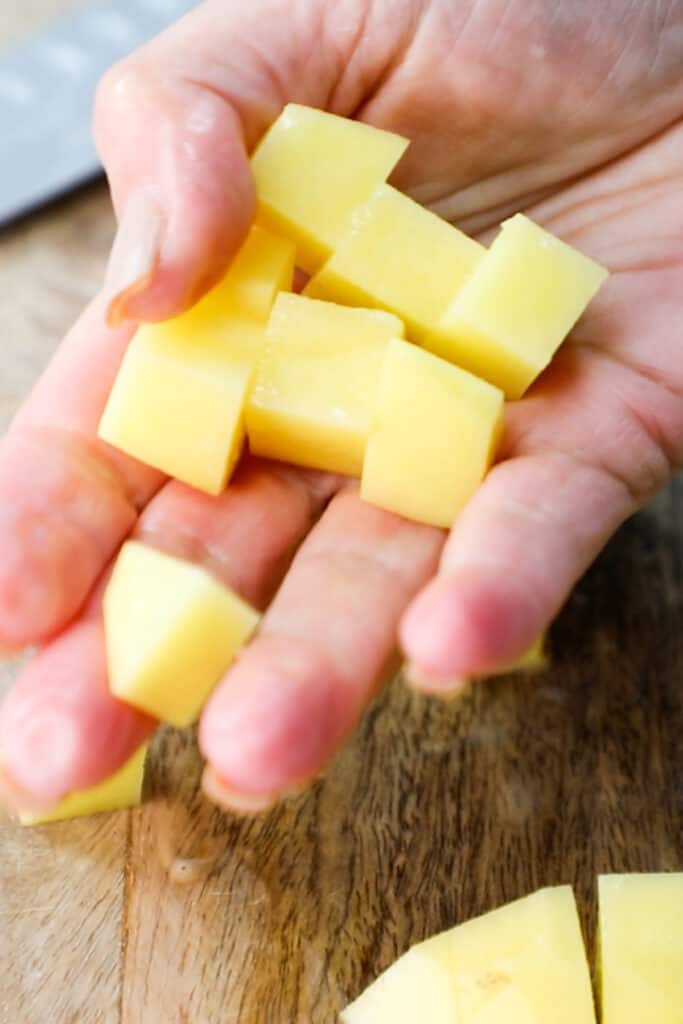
xmin=0 ymin=5 xmax=681 ymax=1022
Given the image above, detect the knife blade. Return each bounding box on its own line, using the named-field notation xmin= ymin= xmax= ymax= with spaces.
xmin=0 ymin=0 xmax=199 ymax=227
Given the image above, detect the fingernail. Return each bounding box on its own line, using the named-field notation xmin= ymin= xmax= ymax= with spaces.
xmin=104 ymin=191 xmax=163 ymax=326
xmin=0 ymin=705 xmax=80 ymax=803
xmin=403 ymin=662 xmax=471 ymax=699
xmin=201 ymin=765 xmax=277 ymax=816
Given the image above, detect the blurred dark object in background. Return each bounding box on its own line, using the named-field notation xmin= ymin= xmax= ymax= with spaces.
xmin=0 ymin=0 xmax=198 ymax=227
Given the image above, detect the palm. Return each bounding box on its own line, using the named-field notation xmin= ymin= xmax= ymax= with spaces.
xmin=1 ymin=0 xmax=682 ymax=812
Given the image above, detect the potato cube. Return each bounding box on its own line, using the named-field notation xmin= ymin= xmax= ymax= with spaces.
xmin=436 ymin=214 xmax=609 ymax=398
xmin=104 ymin=541 xmax=260 ymax=727
xmin=190 ymin=223 xmax=295 ymax=323
xmin=599 ymin=873 xmax=683 ymax=1024
xmin=342 ymin=886 xmax=596 ymax=1024
xmin=251 ymin=105 xmax=409 ymax=273
xmin=247 ymin=294 xmax=404 ymax=476
xmin=451 ymin=885 xmax=596 ymax=1022
xmin=98 ymin=323 xmax=256 ymax=495
xmin=361 ymin=340 xmax=503 ymax=527
xmin=304 ymin=184 xmax=485 ymax=342
xmin=18 ymin=744 xmax=148 ymax=825
xmin=342 ymin=941 xmax=456 ymax=1024
xmin=98 ymin=224 xmax=295 ymax=495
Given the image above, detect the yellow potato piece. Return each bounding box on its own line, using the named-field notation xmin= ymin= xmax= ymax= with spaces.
xmin=190 ymin=223 xmax=295 ymax=323
xmin=104 ymin=541 xmax=260 ymax=727
xmin=18 ymin=744 xmax=148 ymax=825
xmin=599 ymin=873 xmax=683 ymax=1024
xmin=304 ymin=184 xmax=485 ymax=343
xmin=342 ymin=886 xmax=596 ymax=1024
xmin=341 ymin=940 xmax=457 ymax=1024
xmin=98 ymin=225 xmax=294 ymax=495
xmin=251 ymin=104 xmax=409 ymax=273
xmin=450 ymin=886 xmax=596 ymax=1023
xmin=247 ymin=294 xmax=404 ymax=476
xmin=361 ymin=339 xmax=503 ymax=527
xmin=436 ymin=213 xmax=609 ymax=399
xmin=98 ymin=322 xmax=256 ymax=495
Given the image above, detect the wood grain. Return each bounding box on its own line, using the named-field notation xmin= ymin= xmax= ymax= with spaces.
xmin=0 ymin=0 xmax=81 ymax=44
xmin=0 ymin=5 xmax=682 ymax=1023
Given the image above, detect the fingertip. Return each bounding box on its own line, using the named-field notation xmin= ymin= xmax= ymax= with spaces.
xmin=200 ymin=765 xmax=278 ymax=816
xmin=0 ymin=699 xmax=87 ymax=805
xmin=400 ymin=567 xmax=542 ymax=682
xmin=402 ymin=663 xmax=471 ymax=699
xmin=199 ymin=636 xmax=350 ymax=799
xmin=0 ymin=620 xmax=154 ymax=805
xmin=0 ymin=762 xmax=57 ymax=816
xmin=100 ymin=83 xmax=255 ymax=325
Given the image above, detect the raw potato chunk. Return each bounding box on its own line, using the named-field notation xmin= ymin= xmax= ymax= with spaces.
xmin=98 ymin=324 xmax=255 ymax=495
xmin=198 ymin=223 xmax=295 ymax=323
xmin=104 ymin=542 xmax=260 ymax=727
xmin=599 ymin=873 xmax=683 ymax=1024
xmin=342 ymin=886 xmax=596 ymax=1024
xmin=98 ymin=224 xmax=295 ymax=495
xmin=18 ymin=745 xmax=148 ymax=825
xmin=361 ymin=340 xmax=503 ymax=527
xmin=341 ymin=939 xmax=458 ymax=1024
xmin=251 ymin=104 xmax=409 ymax=273
xmin=437 ymin=214 xmax=609 ymax=399
xmin=156 ymin=223 xmax=295 ymax=333
xmin=247 ymin=294 xmax=404 ymax=476
xmin=304 ymin=184 xmax=485 ymax=343
xmin=447 ymin=886 xmax=595 ymax=1022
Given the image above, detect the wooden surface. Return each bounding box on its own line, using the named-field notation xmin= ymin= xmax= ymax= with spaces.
xmin=0 ymin=5 xmax=682 ymax=1023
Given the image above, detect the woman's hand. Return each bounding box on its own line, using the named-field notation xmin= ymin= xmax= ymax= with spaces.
xmin=1 ymin=0 xmax=681 ymax=814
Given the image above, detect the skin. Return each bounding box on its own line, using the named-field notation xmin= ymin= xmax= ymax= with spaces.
xmin=0 ymin=0 xmax=682 ymax=814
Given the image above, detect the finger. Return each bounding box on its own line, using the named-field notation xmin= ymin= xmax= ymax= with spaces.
xmin=199 ymin=486 xmax=442 ymax=809
xmin=0 ymin=618 xmax=154 ymax=811
xmin=400 ymin=343 xmax=674 ymax=691
xmin=0 ymin=460 xmax=339 ymax=809
xmin=0 ymin=295 xmax=164 ymax=651
xmin=94 ymin=0 xmax=374 ymax=323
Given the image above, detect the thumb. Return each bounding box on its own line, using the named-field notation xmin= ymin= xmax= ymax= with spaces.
xmin=94 ymin=0 xmax=369 ymax=324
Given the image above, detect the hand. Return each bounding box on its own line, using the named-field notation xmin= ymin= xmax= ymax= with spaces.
xmin=1 ymin=0 xmax=681 ymax=814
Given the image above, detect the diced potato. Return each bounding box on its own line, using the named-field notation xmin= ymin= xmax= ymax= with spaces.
xmin=436 ymin=214 xmax=609 ymax=399
xmin=450 ymin=886 xmax=596 ymax=1023
xmin=361 ymin=339 xmax=503 ymax=527
xmin=304 ymin=184 xmax=485 ymax=343
xmin=98 ymin=224 xmax=295 ymax=495
xmin=342 ymin=886 xmax=596 ymax=1024
xmin=190 ymin=223 xmax=295 ymax=323
xmin=599 ymin=873 xmax=683 ymax=1024
xmin=247 ymin=294 xmax=404 ymax=476
xmin=251 ymin=105 xmax=409 ymax=273
xmin=18 ymin=745 xmax=148 ymax=825
xmin=98 ymin=323 xmax=256 ymax=495
xmin=104 ymin=541 xmax=260 ymax=727
xmin=342 ymin=941 xmax=457 ymax=1024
